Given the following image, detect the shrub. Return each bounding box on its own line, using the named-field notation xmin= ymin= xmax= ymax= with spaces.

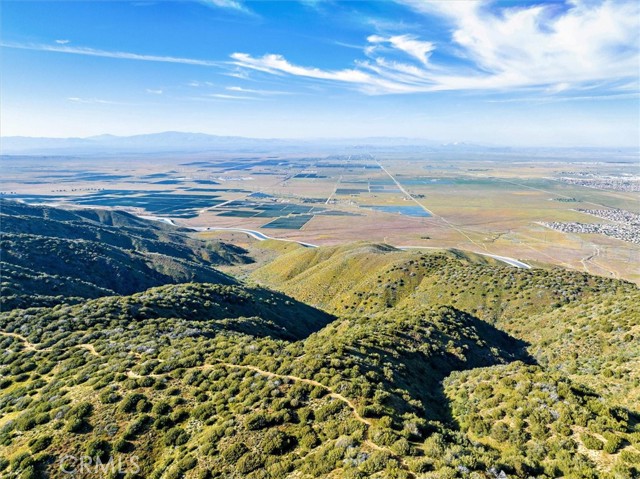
xmin=222 ymin=442 xmax=248 ymax=463
xmin=245 ymin=413 xmax=269 ymax=430
xmin=491 ymin=422 xmax=511 ymax=442
xmin=28 ymin=435 xmax=52 ymax=453
xmin=15 ymin=413 xmax=37 ymax=432
xmin=603 ymin=432 xmax=623 ymax=454
xmin=99 ymin=390 xmax=121 ymax=404
xmin=65 ymin=417 xmax=89 ymax=433
xmin=581 ymin=433 xmax=604 ymax=450
xmin=391 ymin=438 xmax=411 ymax=456
xmin=261 ymin=430 xmax=295 ymax=455
xmin=124 ymin=415 xmax=151 ymax=440
xmin=315 ymin=401 xmax=344 ymax=421
xmin=119 ymin=393 xmax=147 ymax=414
xmin=85 ymin=439 xmax=111 ymax=462
xmin=152 ymin=401 xmax=172 ymax=415
xmin=360 ymin=450 xmax=392 ymax=474
xmin=236 ymin=453 xmax=264 ymax=474
xmin=164 ymin=427 xmax=189 ymax=446
xmin=113 ymin=438 xmax=132 ymax=453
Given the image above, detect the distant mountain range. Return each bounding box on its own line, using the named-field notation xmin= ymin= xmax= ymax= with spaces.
xmin=0 ymin=131 xmax=454 ymax=154
xmin=3 ymin=131 xmax=635 ymax=156
xmin=1 ymin=131 xmax=293 ymax=154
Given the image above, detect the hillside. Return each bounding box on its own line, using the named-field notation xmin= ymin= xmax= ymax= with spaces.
xmin=0 ymin=200 xmax=249 ymax=310
xmin=251 ymin=243 xmax=640 ymax=404
xmin=0 ymin=204 xmax=638 ymax=478
xmin=1 ymin=284 xmax=638 ymax=478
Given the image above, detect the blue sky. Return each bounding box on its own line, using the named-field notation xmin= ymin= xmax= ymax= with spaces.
xmin=1 ymin=0 xmax=638 ymax=146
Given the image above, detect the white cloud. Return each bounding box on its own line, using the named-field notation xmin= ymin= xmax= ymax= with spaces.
xmin=146 ymin=89 xmax=163 ymax=94
xmin=199 ymin=0 xmax=252 ymax=14
xmin=55 ymin=39 xmax=70 ymax=45
xmin=230 ymin=53 xmax=371 ymax=83
xmin=67 ymin=97 xmax=116 ymax=104
xmin=231 ymin=0 xmax=640 ymax=95
xmin=188 ymin=80 xmax=215 ymax=87
xmin=367 ymin=34 xmax=434 ymax=65
xmin=230 ymin=52 xmax=418 ymax=94
xmin=207 ymin=93 xmax=259 ymax=100
xmin=399 ymin=0 xmax=640 ymax=89
xmin=226 ymin=86 xmax=290 ymax=95
xmin=2 ymin=42 xmax=222 ymax=67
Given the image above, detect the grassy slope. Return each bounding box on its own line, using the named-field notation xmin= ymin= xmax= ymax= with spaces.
xmin=251 ymin=243 xmax=639 ymax=403
xmin=1 ymin=282 xmax=637 ymax=478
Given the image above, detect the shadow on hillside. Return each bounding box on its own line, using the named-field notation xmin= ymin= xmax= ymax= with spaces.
xmin=345 ymin=307 xmax=535 ymax=425
xmin=51 ymin=281 xmax=339 ymax=343
xmin=241 ymin=288 xmax=337 ymax=341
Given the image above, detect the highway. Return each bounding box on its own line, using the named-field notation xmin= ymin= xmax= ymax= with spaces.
xmin=190 ymin=226 xmax=532 ymax=269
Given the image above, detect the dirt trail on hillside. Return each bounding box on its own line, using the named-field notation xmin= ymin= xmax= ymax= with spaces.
xmin=214 ymin=361 xmax=413 ymax=475
xmin=1 ymin=332 xmax=104 ymax=358
xmin=77 ymin=343 xmax=100 ymax=357
xmin=0 ymin=331 xmax=39 ymax=351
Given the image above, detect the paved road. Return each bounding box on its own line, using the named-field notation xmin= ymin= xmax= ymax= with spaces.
xmin=191 ymin=226 xmax=319 ymax=248
xmin=192 ymin=226 xmax=531 ymax=269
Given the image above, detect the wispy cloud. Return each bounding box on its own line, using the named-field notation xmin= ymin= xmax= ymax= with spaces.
xmin=366 ymin=34 xmax=434 ymax=65
xmin=226 ymin=86 xmax=290 ymax=95
xmin=231 ymin=0 xmax=640 ymax=95
xmin=187 ymin=80 xmax=215 ymax=87
xmin=146 ymin=89 xmax=163 ymax=94
xmin=206 ymin=93 xmax=262 ymax=100
xmin=55 ymin=39 xmax=70 ymax=45
xmin=67 ymin=97 xmax=117 ymax=104
xmin=486 ymin=92 xmax=640 ymax=104
xmin=198 ymin=0 xmax=252 ymax=14
xmin=230 ymin=53 xmax=371 ymax=83
xmin=1 ymin=41 xmax=222 ymax=67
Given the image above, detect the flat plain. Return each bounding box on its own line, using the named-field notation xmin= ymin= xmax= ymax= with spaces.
xmin=2 ymin=149 xmax=638 ymax=283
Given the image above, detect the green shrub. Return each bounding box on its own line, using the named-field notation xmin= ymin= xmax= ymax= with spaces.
xmin=85 ymin=439 xmax=111 ymax=461
xmin=245 ymin=413 xmax=269 ymax=430
xmin=124 ymin=415 xmax=152 ymax=440
xmin=236 ymin=453 xmax=264 ymax=474
xmin=581 ymin=433 xmax=604 ymax=450
xmin=491 ymin=422 xmax=511 ymax=442
xmin=119 ymin=393 xmax=147 ymax=414
xmin=99 ymin=390 xmax=121 ymax=404
xmin=360 ymin=450 xmax=392 ymax=474
xmin=28 ymin=435 xmax=52 ymax=453
xmin=164 ymin=427 xmax=189 ymax=446
xmin=260 ymin=430 xmax=295 ymax=455
xmin=222 ymin=442 xmax=248 ymax=463
xmin=604 ymin=432 xmax=623 ymax=454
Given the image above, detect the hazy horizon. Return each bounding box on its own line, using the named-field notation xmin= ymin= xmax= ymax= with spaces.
xmin=3 ymin=130 xmax=640 ymax=154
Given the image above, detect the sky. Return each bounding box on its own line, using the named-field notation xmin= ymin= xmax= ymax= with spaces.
xmin=1 ymin=0 xmax=639 ymax=147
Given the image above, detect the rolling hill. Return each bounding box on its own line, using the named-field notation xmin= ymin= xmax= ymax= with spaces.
xmin=0 ymin=203 xmax=638 ymax=478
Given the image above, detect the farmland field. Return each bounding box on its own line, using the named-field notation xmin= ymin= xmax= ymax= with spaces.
xmin=1 ymin=150 xmax=638 ymax=283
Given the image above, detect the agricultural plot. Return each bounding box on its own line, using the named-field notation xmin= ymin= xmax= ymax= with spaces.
xmin=335 ymin=188 xmax=368 ymax=195
xmin=69 ymin=192 xmax=224 ymax=218
xmin=212 ymin=198 xmax=361 ymax=222
xmin=362 ymin=205 xmax=431 ymax=217
xmin=293 ymin=173 xmax=327 ymax=179
xmin=261 ymin=214 xmax=314 ymax=229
